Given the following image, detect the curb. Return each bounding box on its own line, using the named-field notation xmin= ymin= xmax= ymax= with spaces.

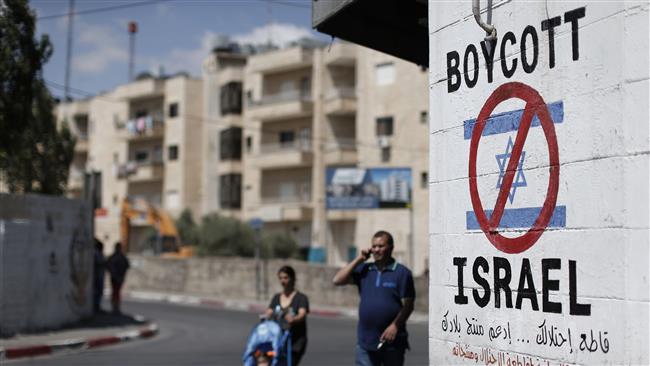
xmin=124 ymin=290 xmax=428 ymax=323
xmin=0 ymin=323 xmax=159 ymax=362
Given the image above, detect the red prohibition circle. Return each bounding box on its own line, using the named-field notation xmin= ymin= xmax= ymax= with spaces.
xmin=468 ymin=82 xmax=560 ymax=254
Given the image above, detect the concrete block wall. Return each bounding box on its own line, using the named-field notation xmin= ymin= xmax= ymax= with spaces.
xmin=0 ymin=194 xmax=93 ymax=336
xmin=428 ymin=1 xmax=649 ymax=364
xmin=125 ymin=255 xmax=428 ymax=312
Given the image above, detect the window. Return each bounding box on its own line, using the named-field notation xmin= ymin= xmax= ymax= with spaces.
xmin=421 ymin=172 xmax=428 ymax=188
xmin=168 ymin=145 xmax=178 ymax=161
xmin=246 ymin=136 xmax=252 ymax=153
xmin=220 ymin=82 xmax=243 ymax=115
xmin=375 ymin=62 xmax=395 ymax=86
xmin=135 ymin=150 xmax=148 ymax=162
xmin=279 ymin=131 xmax=295 ymax=147
xmin=168 ymin=102 xmax=179 ymax=118
xmin=300 ymin=77 xmax=311 ymax=98
xmin=381 ymin=147 xmax=391 ymax=162
xmin=376 ymin=116 xmax=394 ymax=136
xmin=420 ymin=111 xmax=428 ymax=124
xmin=219 ymin=174 xmax=242 ymax=209
xmin=219 ymin=127 xmax=242 ymax=160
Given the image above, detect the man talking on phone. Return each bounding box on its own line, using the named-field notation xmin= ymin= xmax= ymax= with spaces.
xmin=333 ymin=230 xmax=415 ymax=366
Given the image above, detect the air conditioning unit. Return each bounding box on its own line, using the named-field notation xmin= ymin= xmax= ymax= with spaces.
xmin=377 ymin=135 xmax=391 ymax=148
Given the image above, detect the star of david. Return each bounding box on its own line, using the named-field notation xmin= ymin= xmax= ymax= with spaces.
xmin=495 ymin=136 xmax=527 ymax=204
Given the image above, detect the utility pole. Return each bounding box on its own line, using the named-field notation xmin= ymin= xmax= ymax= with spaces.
xmin=64 ymin=0 xmax=74 ymax=101
xmin=128 ymin=21 xmax=137 ymax=81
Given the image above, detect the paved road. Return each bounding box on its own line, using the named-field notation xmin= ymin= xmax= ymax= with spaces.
xmin=12 ymin=300 xmax=428 ymax=365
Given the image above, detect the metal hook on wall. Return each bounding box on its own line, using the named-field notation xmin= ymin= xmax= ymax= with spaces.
xmin=472 ymin=0 xmax=497 ymax=42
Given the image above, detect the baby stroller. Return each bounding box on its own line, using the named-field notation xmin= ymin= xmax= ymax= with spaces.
xmin=243 ymin=306 xmax=292 ymax=366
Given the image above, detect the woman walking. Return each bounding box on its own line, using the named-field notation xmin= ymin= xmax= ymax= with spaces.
xmin=265 ymin=266 xmax=309 ymax=366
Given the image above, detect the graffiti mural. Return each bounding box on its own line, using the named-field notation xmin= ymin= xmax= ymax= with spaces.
xmin=430 ymin=2 xmax=649 ymax=365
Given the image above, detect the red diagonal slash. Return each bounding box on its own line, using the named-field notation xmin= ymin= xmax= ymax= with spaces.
xmin=468 ymin=82 xmax=560 ymax=254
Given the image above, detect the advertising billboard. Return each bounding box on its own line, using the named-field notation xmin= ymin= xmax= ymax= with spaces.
xmin=325 ymin=167 xmax=412 ymax=209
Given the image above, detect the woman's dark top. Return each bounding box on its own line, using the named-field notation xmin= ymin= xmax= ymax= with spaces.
xmin=268 ymin=291 xmax=310 ymax=354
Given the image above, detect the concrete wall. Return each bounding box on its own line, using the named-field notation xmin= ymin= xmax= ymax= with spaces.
xmin=428 ymin=1 xmax=649 ymax=365
xmin=0 ymin=194 xmax=93 ymax=336
xmin=125 ymin=255 xmax=428 ymax=313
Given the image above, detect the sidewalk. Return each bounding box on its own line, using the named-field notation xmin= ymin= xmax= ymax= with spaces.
xmin=0 ymin=312 xmax=158 ymax=361
xmin=123 ymin=289 xmax=429 ymax=323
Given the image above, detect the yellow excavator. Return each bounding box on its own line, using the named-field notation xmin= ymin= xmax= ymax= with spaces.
xmin=120 ymin=199 xmax=193 ymax=257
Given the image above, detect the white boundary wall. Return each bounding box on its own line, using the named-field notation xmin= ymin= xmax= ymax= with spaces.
xmin=428 ymin=1 xmax=649 ymax=364
xmin=0 ymin=194 xmax=93 ymax=336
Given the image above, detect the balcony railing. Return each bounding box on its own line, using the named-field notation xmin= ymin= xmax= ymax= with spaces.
xmin=324 ymin=137 xmax=356 ymax=151
xmin=261 ymin=184 xmax=312 ymax=204
xmin=117 ymin=157 xmax=163 ymax=180
xmin=325 ymin=87 xmax=356 ymax=100
xmin=259 ymin=139 xmax=312 ymax=154
xmin=251 ymin=90 xmax=311 ymax=107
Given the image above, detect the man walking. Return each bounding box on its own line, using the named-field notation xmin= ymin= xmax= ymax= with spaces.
xmin=333 ymin=231 xmax=415 ymax=366
xmin=107 ymin=242 xmax=130 ymax=314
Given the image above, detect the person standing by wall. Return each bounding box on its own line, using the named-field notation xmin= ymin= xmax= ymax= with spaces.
xmin=107 ymin=242 xmax=130 ymax=314
xmin=333 ymin=231 xmax=415 ymax=366
xmin=265 ymin=266 xmax=310 ymax=366
xmin=93 ymin=238 xmax=106 ymax=314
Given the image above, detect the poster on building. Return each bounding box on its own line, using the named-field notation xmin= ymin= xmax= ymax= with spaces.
xmin=429 ymin=2 xmax=648 ymax=365
xmin=326 ymin=167 xmax=412 ymax=209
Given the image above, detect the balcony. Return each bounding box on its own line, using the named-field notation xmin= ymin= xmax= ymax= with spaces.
xmin=247 ymin=90 xmax=313 ymax=122
xmin=249 ymin=140 xmax=313 ymax=169
xmin=324 ymin=43 xmax=356 ymax=66
xmin=248 ymin=47 xmax=313 ymax=74
xmin=252 ymin=183 xmax=312 ymax=221
xmin=122 ymin=117 xmax=165 ymax=141
xmin=323 ymin=87 xmax=356 ymax=116
xmin=115 ymin=78 xmax=164 ymax=100
xmin=250 ymin=202 xmax=313 ymax=222
xmin=118 ymin=160 xmax=164 ymax=183
xmin=324 ymin=138 xmax=357 ymax=165
xmin=218 ymin=160 xmax=242 ymax=173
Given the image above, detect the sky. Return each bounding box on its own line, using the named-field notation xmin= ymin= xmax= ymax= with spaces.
xmin=30 ymin=0 xmax=327 ymax=99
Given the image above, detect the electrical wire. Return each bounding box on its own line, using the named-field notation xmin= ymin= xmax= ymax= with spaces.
xmin=37 ymin=0 xmax=172 ymax=20
xmin=36 ymin=0 xmax=308 ymax=21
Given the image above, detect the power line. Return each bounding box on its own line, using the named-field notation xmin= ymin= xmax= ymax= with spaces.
xmin=44 ymin=79 xmax=429 ymax=155
xmin=37 ymin=0 xmax=170 ymax=20
xmin=261 ymin=0 xmax=310 ymax=10
xmin=36 ymin=0 xmax=308 ymax=20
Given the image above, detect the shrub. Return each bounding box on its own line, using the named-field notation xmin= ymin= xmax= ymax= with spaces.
xmin=263 ymin=232 xmax=299 ymax=259
xmin=197 ymin=213 xmax=256 ymax=257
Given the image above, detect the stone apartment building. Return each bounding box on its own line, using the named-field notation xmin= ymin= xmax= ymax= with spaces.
xmin=57 ymin=42 xmax=429 ymax=274
xmin=202 ymin=42 xmax=428 ymax=274
xmin=56 ymin=74 xmax=203 ymax=252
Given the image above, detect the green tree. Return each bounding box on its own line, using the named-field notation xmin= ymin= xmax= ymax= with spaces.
xmin=175 ymin=209 xmax=199 ymax=246
xmin=263 ymin=232 xmax=299 ymax=259
xmin=0 ymin=0 xmax=75 ymax=194
xmin=197 ymin=213 xmax=257 ymax=257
